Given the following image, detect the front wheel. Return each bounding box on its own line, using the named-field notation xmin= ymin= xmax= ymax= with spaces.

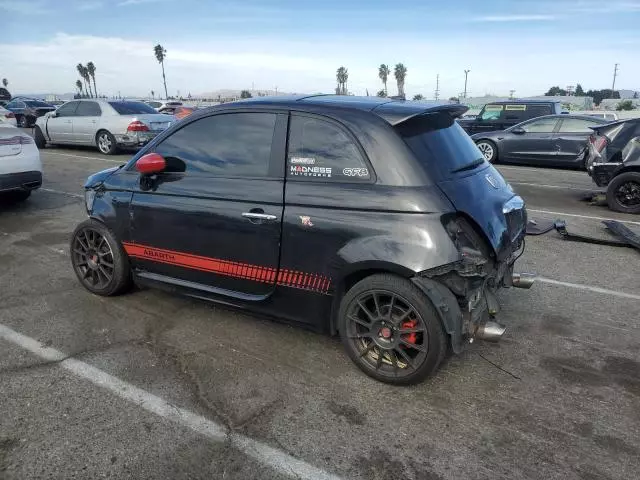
xmin=606 ymin=172 xmax=640 ymax=214
xmin=476 ymin=140 xmax=498 ymax=163
xmin=70 ymin=219 xmax=132 ymax=296
xmin=18 ymin=115 xmax=30 ymax=128
xmin=34 ymin=126 xmax=46 ymax=149
xmin=338 ymin=274 xmax=447 ymax=385
xmin=96 ymin=130 xmax=118 ymax=155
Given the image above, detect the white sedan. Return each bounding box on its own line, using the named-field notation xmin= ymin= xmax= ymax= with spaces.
xmin=0 ymin=106 xmax=18 ymax=127
xmin=0 ymin=125 xmax=42 ymax=201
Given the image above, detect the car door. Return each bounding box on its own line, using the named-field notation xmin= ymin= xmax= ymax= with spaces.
xmin=44 ymin=101 xmax=79 ymax=143
xmin=128 ymin=111 xmax=287 ymax=298
xmin=553 ymin=117 xmax=602 ymax=167
xmin=72 ymin=101 xmax=102 ymax=144
xmin=502 ymin=116 xmax=560 ymax=164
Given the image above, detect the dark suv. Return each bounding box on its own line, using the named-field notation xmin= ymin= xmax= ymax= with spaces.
xmin=70 ymin=95 xmax=532 ymax=384
xmin=458 ymin=100 xmax=563 ymax=136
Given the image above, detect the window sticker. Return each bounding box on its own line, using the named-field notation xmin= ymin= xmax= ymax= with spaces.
xmin=289 ymin=165 xmax=332 ymax=177
xmin=505 ymin=105 xmax=526 ymax=111
xmin=343 ymin=168 xmax=369 ymax=177
xmin=485 ymin=105 xmax=504 ymax=111
xmin=290 ymin=157 xmax=315 ymax=165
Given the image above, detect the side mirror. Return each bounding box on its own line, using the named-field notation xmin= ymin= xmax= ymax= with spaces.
xmin=511 ymin=127 xmax=526 ymax=135
xmin=51 ymin=111 xmax=58 ymax=118
xmin=135 ymin=153 xmax=166 ymax=175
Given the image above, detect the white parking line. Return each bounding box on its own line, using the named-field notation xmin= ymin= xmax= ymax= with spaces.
xmin=40 ymin=188 xmax=83 ymax=199
xmin=0 ymin=323 xmax=341 ymax=480
xmin=538 ymin=277 xmax=640 ymax=301
xmin=527 ymin=208 xmax=640 ymax=226
xmin=42 ymin=151 xmax=126 ymax=164
xmin=510 ymin=182 xmax=587 ymax=191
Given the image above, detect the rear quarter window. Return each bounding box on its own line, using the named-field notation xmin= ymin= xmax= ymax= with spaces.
xmin=109 ymin=101 xmax=157 ymax=115
xmin=398 ymin=112 xmax=485 ymax=179
xmin=286 ymin=115 xmax=371 ymax=182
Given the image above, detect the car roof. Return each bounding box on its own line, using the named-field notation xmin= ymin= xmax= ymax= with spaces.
xmin=223 ymin=94 xmax=468 ymax=126
xmin=488 ymin=99 xmax=561 ymax=104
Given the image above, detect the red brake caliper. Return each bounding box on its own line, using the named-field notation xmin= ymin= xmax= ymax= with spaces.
xmin=401 ymin=319 xmax=418 ymax=345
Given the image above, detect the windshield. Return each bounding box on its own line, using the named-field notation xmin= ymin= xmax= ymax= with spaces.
xmin=397 ymin=112 xmax=486 ymax=179
xmin=109 ymin=101 xmax=157 ymax=115
xmin=25 ymin=100 xmax=53 ymax=108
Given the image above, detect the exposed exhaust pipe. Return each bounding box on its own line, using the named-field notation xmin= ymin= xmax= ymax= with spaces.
xmin=512 ymin=273 xmax=536 ymax=289
xmin=474 ymin=321 xmax=506 ymax=342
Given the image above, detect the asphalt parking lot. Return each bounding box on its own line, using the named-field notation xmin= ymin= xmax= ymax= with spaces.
xmin=1 ymin=138 xmax=639 ymax=480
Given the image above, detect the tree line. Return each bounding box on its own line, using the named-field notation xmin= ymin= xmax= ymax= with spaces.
xmin=543 ymin=83 xmax=638 ymax=106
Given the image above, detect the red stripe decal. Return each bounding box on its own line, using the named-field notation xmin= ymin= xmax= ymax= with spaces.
xmin=122 ymin=242 xmax=330 ymax=293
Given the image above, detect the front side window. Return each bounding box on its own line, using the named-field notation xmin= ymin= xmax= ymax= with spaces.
xmin=75 ymin=102 xmax=102 ymax=117
xmin=153 ymin=113 xmax=276 ymax=177
xmin=479 ymin=104 xmax=504 ymax=121
xmin=558 ymin=118 xmax=598 ymax=133
xmin=54 ymin=102 xmax=79 ymax=117
xmin=521 ymin=117 xmax=558 ymax=133
xmin=287 ymin=115 xmax=370 ymax=182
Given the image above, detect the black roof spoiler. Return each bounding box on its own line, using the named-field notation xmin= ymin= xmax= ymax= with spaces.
xmin=372 ymin=102 xmax=469 ymax=126
xmin=589 ymin=117 xmax=639 ymax=132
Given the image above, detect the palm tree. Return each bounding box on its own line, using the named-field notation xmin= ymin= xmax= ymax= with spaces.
xmin=376 ymin=89 xmax=386 ymax=97
xmin=154 ymin=44 xmax=168 ymax=99
xmin=150 ymin=90 xmax=155 ymax=99
xmin=87 ymin=61 xmax=98 ymax=98
xmin=378 ymin=64 xmax=390 ymax=96
xmin=336 ymin=66 xmax=348 ymax=95
xmin=394 ymin=63 xmax=407 ymax=99
xmin=75 ymin=79 xmax=83 ymax=97
xmin=76 ymin=63 xmax=92 ymax=98
xmin=413 ymin=94 xmax=424 ymax=100
xmin=2 ymin=78 xmax=7 ymax=88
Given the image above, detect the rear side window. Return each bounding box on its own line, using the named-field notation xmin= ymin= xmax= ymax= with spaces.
xmin=25 ymin=100 xmax=52 ymax=108
xmin=154 ymin=113 xmax=277 ymax=177
xmin=503 ymin=104 xmax=527 ymax=121
xmin=75 ymin=102 xmax=102 ymax=117
xmin=287 ymin=116 xmax=370 ymax=182
xmin=558 ymin=118 xmax=598 ymax=133
xmin=526 ymin=105 xmax=552 ymax=118
xmin=109 ymin=101 xmax=157 ymax=115
xmin=398 ymin=112 xmax=485 ymax=179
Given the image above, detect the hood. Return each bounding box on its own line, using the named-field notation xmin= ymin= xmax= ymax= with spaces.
xmin=84 ymin=166 xmax=122 ymax=189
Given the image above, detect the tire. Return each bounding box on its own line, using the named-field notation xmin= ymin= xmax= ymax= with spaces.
xmin=34 ymin=126 xmax=46 ymax=149
xmin=476 ymin=140 xmax=498 ymax=163
xmin=96 ymin=130 xmax=118 ymax=155
xmin=338 ymin=273 xmax=447 ymax=385
xmin=70 ymin=219 xmax=132 ymax=296
xmin=18 ymin=115 xmax=29 ymax=128
xmin=606 ymin=172 xmax=640 ymax=214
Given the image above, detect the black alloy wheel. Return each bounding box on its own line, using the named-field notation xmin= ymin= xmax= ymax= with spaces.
xmin=606 ymin=172 xmax=640 ymax=214
xmin=70 ymin=219 xmax=132 ymax=296
xmin=18 ymin=115 xmax=29 ymax=128
xmin=339 ymin=274 xmax=446 ymax=385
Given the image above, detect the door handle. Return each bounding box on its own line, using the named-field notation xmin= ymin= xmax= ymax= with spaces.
xmin=242 ymin=212 xmax=277 ymax=221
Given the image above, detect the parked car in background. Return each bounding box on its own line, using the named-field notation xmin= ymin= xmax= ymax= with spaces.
xmin=172 ymin=106 xmax=196 ymax=119
xmin=0 ymin=87 xmax=11 ymax=106
xmin=0 ymin=124 xmax=42 ymax=202
xmin=70 ymin=95 xmax=531 ymax=385
xmin=4 ymin=97 xmax=56 ymax=128
xmin=574 ymin=111 xmax=619 ymax=122
xmin=0 ymin=106 xmax=17 ymax=127
xmin=458 ymin=100 xmax=563 ymax=136
xmin=586 ymin=118 xmax=640 ymax=213
xmin=34 ymin=100 xmax=176 ymax=155
xmin=471 ymin=115 xmax=605 ymax=167
xmin=154 ymin=101 xmax=183 ymax=113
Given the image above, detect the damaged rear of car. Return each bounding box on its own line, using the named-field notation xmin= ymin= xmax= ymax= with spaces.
xmin=586 ymin=118 xmax=640 ymax=214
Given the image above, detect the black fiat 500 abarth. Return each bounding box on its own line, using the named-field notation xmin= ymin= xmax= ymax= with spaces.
xmin=70 ymin=95 xmax=533 ymax=385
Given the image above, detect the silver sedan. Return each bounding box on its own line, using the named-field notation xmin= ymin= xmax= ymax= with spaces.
xmin=34 ymin=99 xmax=176 ymax=155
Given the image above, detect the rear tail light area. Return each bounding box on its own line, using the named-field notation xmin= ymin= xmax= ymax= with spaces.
xmin=594 ymin=136 xmax=607 ymax=153
xmin=443 ymin=215 xmax=491 ymax=266
xmin=0 ymin=135 xmax=33 ymax=145
xmin=127 ymin=120 xmax=149 ymax=132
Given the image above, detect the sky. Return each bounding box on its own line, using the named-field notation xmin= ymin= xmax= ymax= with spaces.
xmin=0 ymin=0 xmax=639 ymax=99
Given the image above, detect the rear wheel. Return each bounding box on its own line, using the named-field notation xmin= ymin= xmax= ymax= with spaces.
xmin=70 ymin=219 xmax=132 ymax=296
xmin=96 ymin=130 xmax=118 ymax=155
xmin=338 ymin=274 xmax=447 ymax=385
xmin=476 ymin=140 xmax=498 ymax=163
xmin=34 ymin=126 xmax=46 ymax=149
xmin=606 ymin=172 xmax=640 ymax=214
xmin=18 ymin=115 xmax=29 ymax=128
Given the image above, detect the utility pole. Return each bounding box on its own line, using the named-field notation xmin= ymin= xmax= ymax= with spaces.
xmin=275 ymin=86 xmax=278 ymax=96
xmin=509 ymin=89 xmax=515 ymax=99
xmin=463 ymin=69 xmax=470 ymax=98
xmin=434 ymin=74 xmax=440 ymax=101
xmin=611 ymin=63 xmax=619 ymax=97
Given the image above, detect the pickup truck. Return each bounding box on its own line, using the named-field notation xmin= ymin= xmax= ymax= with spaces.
xmin=458 ymin=100 xmax=563 ymax=136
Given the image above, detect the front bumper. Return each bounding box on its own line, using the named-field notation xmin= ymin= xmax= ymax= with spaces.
xmin=0 ymin=171 xmax=42 ymax=193
xmin=114 ymin=131 xmax=160 ymax=148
